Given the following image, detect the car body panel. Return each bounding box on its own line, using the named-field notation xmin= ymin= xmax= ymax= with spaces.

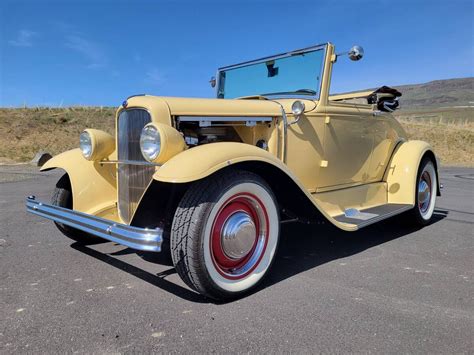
xmin=153 ymin=142 xmax=284 ymax=183
xmin=32 ymin=41 xmax=440 ymax=233
xmin=312 ymin=182 xmax=388 ymax=217
xmin=153 ymin=141 xmax=360 ymax=231
xmin=385 ymin=140 xmax=438 ymax=205
xmin=41 ymin=149 xmax=120 ymax=220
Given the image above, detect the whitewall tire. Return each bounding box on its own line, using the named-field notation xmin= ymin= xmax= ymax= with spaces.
xmin=410 ymin=158 xmax=437 ymax=225
xmin=170 ymin=169 xmax=280 ymax=300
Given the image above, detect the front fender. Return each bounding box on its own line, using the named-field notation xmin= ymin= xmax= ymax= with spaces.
xmin=153 ymin=142 xmax=361 ymax=231
xmin=41 ymin=149 xmax=117 ymax=215
xmin=154 ymin=142 xmax=292 ymax=183
xmin=385 ymin=140 xmax=439 ymax=205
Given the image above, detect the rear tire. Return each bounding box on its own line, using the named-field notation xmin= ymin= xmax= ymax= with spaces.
xmin=51 ymin=174 xmax=98 ymax=242
xmin=408 ymin=157 xmax=437 ymax=225
xmin=170 ymin=169 xmax=280 ymax=300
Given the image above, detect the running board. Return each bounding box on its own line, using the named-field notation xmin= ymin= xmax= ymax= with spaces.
xmin=333 ymin=203 xmax=412 ymax=229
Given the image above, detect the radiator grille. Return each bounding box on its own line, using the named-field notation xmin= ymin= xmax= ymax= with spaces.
xmin=117 ymin=109 xmax=155 ymax=223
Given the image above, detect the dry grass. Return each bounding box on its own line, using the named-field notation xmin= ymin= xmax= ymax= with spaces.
xmin=0 ymin=107 xmax=116 ymax=162
xmin=398 ymin=120 xmax=473 ymax=167
xmin=394 ymin=107 xmax=473 ymax=167
xmin=0 ymin=107 xmax=472 ymax=166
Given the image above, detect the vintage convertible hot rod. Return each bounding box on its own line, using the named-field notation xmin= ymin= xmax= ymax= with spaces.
xmin=26 ymin=43 xmax=440 ymax=300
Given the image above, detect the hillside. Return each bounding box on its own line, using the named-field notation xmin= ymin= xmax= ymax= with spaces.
xmin=394 ymin=77 xmax=473 ymax=110
xmin=0 ymin=78 xmax=472 ymax=166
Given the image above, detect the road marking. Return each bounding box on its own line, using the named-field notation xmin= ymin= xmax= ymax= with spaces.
xmin=151 ymin=332 xmax=165 ymax=338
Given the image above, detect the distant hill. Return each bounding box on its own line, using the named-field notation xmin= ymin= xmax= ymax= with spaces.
xmin=394 ymin=77 xmax=473 ymax=110
xmin=0 ymin=77 xmax=472 ymax=166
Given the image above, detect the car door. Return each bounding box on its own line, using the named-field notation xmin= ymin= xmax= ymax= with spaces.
xmin=316 ymin=103 xmax=375 ymax=190
xmin=285 ymin=110 xmax=326 ymax=192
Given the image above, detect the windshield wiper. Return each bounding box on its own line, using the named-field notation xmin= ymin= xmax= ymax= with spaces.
xmin=260 ymin=89 xmax=317 ymax=96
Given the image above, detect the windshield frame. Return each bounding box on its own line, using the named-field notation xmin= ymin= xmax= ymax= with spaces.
xmin=216 ymin=43 xmax=328 ymax=100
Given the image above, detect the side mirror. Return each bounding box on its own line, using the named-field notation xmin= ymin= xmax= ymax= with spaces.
xmin=348 ymin=45 xmax=364 ymax=61
xmin=209 ymin=76 xmax=216 ymax=88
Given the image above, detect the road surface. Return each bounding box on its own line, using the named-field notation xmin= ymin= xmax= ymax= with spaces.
xmin=1 ymin=165 xmax=473 ymax=353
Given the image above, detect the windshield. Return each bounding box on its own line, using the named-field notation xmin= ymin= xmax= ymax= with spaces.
xmin=217 ymin=46 xmax=326 ymax=99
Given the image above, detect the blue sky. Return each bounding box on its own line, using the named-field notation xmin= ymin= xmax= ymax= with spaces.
xmin=1 ymin=0 xmax=473 ymax=107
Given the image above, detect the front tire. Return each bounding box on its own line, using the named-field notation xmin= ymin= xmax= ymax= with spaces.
xmin=170 ymin=170 xmax=280 ymax=300
xmin=51 ymin=174 xmax=97 ymax=242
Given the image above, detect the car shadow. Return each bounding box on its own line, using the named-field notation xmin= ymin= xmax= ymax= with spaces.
xmin=70 ymin=209 xmax=447 ymax=304
xmin=70 ymin=242 xmax=208 ymax=303
xmin=260 ymin=209 xmax=447 ymax=291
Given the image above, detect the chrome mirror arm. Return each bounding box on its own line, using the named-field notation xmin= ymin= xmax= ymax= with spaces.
xmin=288 ymin=116 xmax=301 ymax=126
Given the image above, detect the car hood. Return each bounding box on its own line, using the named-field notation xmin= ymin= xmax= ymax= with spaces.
xmin=126 ymin=95 xmax=317 ymax=117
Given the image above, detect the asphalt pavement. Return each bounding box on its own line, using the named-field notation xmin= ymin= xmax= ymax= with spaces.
xmin=1 ymin=165 xmax=473 ymax=353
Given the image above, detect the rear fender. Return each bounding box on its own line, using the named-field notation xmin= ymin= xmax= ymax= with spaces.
xmin=41 ymin=148 xmax=117 ymax=214
xmin=384 ymin=140 xmax=440 ymax=205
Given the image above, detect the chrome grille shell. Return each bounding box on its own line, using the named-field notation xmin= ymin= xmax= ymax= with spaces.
xmin=117 ymin=109 xmax=155 ymax=223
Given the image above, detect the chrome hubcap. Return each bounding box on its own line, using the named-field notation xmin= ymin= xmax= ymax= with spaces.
xmin=418 ymin=172 xmax=431 ymax=214
xmin=221 ymin=212 xmax=256 ymax=260
xmin=210 ymin=193 xmax=269 ymax=280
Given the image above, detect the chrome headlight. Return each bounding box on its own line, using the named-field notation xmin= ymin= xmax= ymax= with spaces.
xmin=79 ymin=131 xmax=93 ymax=159
xmin=79 ymin=129 xmax=114 ymax=161
xmin=291 ymin=100 xmax=306 ymax=116
xmin=139 ymin=123 xmax=186 ymax=164
xmin=140 ymin=125 xmax=161 ymax=162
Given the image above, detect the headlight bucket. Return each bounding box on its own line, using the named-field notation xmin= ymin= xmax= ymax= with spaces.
xmin=291 ymin=100 xmax=306 ymax=116
xmin=140 ymin=123 xmax=186 ymax=164
xmin=140 ymin=125 xmax=161 ymax=162
xmin=80 ymin=129 xmax=115 ymax=161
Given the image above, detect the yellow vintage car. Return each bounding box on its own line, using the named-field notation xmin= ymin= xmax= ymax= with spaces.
xmin=26 ymin=43 xmax=440 ymax=300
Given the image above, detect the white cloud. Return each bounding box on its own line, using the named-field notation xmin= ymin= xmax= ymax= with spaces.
xmin=65 ymin=35 xmax=107 ymax=69
xmin=145 ymin=68 xmax=165 ymax=85
xmin=9 ymin=30 xmax=38 ymax=47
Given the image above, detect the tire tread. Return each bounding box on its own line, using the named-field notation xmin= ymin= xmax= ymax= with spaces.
xmin=170 ymin=169 xmax=276 ymax=300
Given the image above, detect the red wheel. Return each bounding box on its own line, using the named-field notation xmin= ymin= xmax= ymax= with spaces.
xmin=210 ymin=193 xmax=269 ymax=280
xmin=171 ymin=170 xmax=280 ymax=300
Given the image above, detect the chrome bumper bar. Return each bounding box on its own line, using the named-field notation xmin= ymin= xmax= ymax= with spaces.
xmin=26 ymin=196 xmax=163 ymax=252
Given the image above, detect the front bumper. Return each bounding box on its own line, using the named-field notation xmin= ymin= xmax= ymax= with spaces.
xmin=26 ymin=196 xmax=163 ymax=252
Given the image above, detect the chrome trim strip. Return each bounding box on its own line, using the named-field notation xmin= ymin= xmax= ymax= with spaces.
xmin=335 ymin=204 xmax=412 ymax=229
xmin=270 ymin=101 xmax=288 ymax=164
xmin=177 ymin=116 xmax=273 ymax=128
xmin=99 ymin=160 xmax=161 ymax=167
xmin=218 ymin=43 xmax=327 ymax=71
xmin=355 ymin=205 xmax=412 ymax=229
xmin=216 ymin=43 xmax=328 ymax=101
xmin=26 ymin=196 xmax=163 ymax=252
xmin=177 ymin=116 xmax=273 ymax=122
